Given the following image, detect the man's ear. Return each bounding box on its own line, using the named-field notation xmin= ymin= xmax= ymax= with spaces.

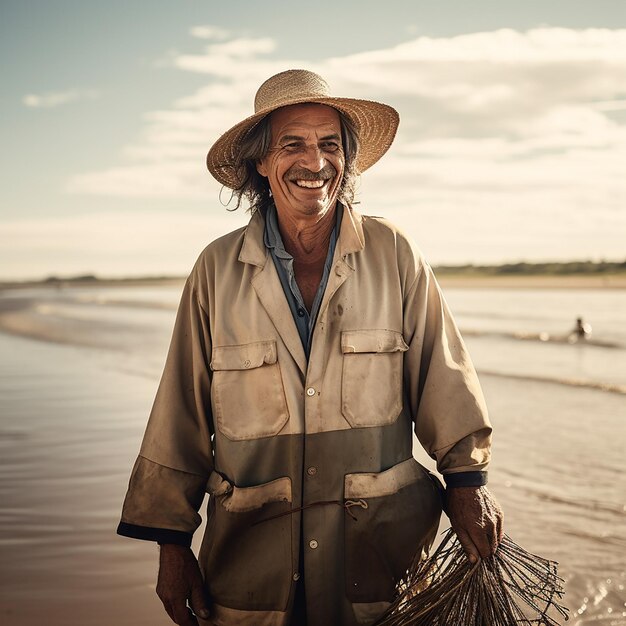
xmin=256 ymin=159 xmax=268 ymax=177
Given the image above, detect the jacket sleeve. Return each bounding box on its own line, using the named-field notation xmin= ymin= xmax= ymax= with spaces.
xmin=117 ymin=275 xmax=214 ymax=546
xmin=402 ymin=261 xmax=492 ymax=479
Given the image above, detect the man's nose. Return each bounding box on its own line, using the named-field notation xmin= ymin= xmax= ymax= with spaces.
xmin=298 ymin=145 xmax=326 ymax=172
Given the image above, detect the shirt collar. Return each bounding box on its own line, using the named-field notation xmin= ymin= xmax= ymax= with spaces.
xmin=263 ymin=202 xmax=292 ymax=260
xmin=239 ymin=202 xmax=364 ymax=267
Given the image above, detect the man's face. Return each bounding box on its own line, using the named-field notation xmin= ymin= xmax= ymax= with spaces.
xmin=256 ymin=103 xmax=345 ymax=220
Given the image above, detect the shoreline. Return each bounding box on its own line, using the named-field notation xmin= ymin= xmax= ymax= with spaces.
xmin=0 ymin=277 xmax=186 ymax=291
xmin=436 ymin=273 xmax=626 ymax=289
xmin=2 ymin=274 xmax=626 ymax=291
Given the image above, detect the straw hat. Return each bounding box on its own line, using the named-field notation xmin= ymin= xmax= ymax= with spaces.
xmin=206 ymin=69 xmax=399 ymax=189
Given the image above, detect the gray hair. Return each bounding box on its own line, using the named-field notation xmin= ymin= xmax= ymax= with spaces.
xmin=228 ymin=109 xmax=360 ymax=213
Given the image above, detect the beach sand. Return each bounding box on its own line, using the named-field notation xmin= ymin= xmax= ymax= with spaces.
xmin=0 ymin=285 xmax=624 ymax=625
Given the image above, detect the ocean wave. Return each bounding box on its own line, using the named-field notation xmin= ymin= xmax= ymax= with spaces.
xmin=478 ymin=369 xmax=626 ymax=395
xmin=73 ymin=294 xmax=178 ymax=311
xmin=463 ymin=328 xmax=622 ymax=349
xmin=454 ymin=309 xmax=557 ymax=323
xmin=554 ymin=526 xmax=626 ymax=549
xmin=0 ymin=300 xmax=168 ymax=352
xmin=519 ymin=487 xmax=626 ymax=518
xmin=0 ymin=292 xmax=179 ymax=315
xmin=2 ymin=295 xmax=624 ymax=395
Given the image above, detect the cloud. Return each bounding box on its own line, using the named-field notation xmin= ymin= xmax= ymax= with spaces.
xmin=594 ymin=99 xmax=626 ymax=111
xmin=174 ymin=38 xmax=279 ymax=77
xmin=67 ymin=161 xmax=211 ymax=198
xmin=65 ymin=27 xmax=626 ymax=263
xmin=22 ymin=88 xmax=99 ymax=109
xmin=329 ymin=28 xmax=626 ymax=64
xmin=190 ymin=25 xmax=231 ymax=40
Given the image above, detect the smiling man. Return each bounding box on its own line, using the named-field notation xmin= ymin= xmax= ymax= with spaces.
xmin=117 ymin=69 xmax=503 ymax=626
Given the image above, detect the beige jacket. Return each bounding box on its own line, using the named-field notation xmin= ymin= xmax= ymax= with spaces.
xmin=119 ymin=205 xmax=491 ymax=626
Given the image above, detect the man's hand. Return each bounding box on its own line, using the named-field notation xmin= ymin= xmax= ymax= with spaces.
xmin=157 ymin=544 xmax=211 ymax=625
xmin=445 ymin=486 xmax=504 ymax=564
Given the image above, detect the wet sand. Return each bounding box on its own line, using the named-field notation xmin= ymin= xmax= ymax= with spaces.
xmin=0 ymin=332 xmax=171 ymax=625
xmin=0 ymin=287 xmax=624 ymax=625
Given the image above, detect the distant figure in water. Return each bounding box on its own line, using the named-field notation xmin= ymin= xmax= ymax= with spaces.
xmin=569 ymin=317 xmax=592 ymax=342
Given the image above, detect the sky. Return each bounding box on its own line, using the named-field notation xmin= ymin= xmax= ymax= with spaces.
xmin=2 ymin=0 xmax=626 ymax=280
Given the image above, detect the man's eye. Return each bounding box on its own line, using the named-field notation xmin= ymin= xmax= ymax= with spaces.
xmin=282 ymin=142 xmax=305 ymax=152
xmin=320 ymin=142 xmax=340 ymax=152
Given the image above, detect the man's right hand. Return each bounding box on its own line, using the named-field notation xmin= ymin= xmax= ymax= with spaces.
xmin=157 ymin=544 xmax=211 ymax=625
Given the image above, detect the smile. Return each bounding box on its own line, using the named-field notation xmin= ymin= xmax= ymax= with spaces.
xmin=294 ymin=179 xmax=327 ymax=189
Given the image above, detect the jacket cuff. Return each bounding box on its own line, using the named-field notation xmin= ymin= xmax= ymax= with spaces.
xmin=117 ymin=522 xmax=193 ymax=547
xmin=443 ymin=471 xmax=488 ymax=488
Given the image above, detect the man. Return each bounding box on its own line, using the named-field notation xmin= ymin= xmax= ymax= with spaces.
xmin=117 ymin=69 xmax=503 ymax=626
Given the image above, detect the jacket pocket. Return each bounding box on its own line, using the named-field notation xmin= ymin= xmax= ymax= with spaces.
xmin=341 ymin=330 xmax=409 ymax=428
xmin=211 ymin=340 xmax=289 ymax=441
xmin=344 ymin=458 xmax=443 ymax=604
xmin=201 ymin=475 xmax=293 ymax=612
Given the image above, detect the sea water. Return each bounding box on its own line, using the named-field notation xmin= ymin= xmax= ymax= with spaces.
xmin=446 ymin=288 xmax=626 ymax=626
xmin=0 ymin=283 xmax=624 ymax=625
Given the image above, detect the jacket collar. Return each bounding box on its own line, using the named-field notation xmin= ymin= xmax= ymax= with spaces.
xmin=238 ymin=203 xmax=365 ymax=376
xmin=238 ymin=209 xmax=267 ymax=267
xmin=336 ymin=204 xmax=365 ymax=266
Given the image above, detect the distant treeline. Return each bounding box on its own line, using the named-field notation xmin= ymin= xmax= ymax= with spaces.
xmin=3 ymin=260 xmax=626 ymax=289
xmin=40 ymin=274 xmax=183 ymax=284
xmin=0 ymin=274 xmax=185 ymax=289
xmin=434 ymin=260 xmax=626 ymax=276
xmin=44 ymin=274 xmax=99 ymax=283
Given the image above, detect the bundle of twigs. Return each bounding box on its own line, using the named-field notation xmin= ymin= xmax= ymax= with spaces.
xmin=375 ymin=528 xmax=569 ymax=625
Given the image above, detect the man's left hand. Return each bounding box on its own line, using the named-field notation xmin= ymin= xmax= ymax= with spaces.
xmin=445 ymin=486 xmax=504 ymax=563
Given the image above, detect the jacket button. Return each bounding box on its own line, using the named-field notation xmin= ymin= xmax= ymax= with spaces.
xmin=306 ymin=387 xmax=315 ymax=396
xmin=293 ymin=573 xmax=301 ymax=581
xmin=307 ymin=466 xmax=317 ymax=476
xmin=309 ymin=539 xmax=318 ymax=549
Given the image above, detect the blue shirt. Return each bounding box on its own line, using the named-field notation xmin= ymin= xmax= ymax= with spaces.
xmin=264 ymin=202 xmax=342 ymax=359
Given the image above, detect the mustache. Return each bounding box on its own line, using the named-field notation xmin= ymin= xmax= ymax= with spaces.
xmin=286 ymin=164 xmax=337 ymax=182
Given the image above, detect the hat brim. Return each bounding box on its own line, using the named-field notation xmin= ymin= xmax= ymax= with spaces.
xmin=206 ymin=96 xmax=399 ymax=189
